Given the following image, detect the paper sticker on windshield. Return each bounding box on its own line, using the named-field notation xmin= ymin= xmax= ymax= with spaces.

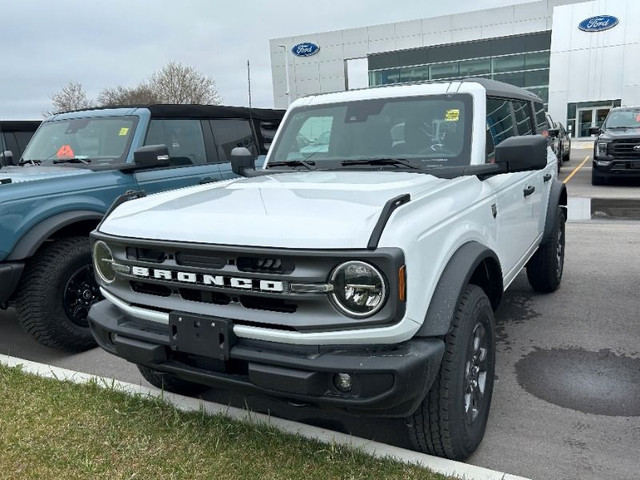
xmin=636 ymin=113 xmax=640 ymax=122
xmin=445 ymin=109 xmax=460 ymax=122
xmin=56 ymin=145 xmax=74 ymax=159
xmin=118 ymin=127 xmax=129 ymax=136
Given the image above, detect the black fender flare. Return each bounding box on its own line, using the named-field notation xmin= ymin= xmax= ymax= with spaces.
xmin=416 ymin=241 xmax=502 ymax=338
xmin=541 ymin=180 xmax=567 ymax=245
xmin=7 ymin=210 xmax=103 ymax=261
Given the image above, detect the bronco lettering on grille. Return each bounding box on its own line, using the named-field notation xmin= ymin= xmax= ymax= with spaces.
xmin=131 ymin=266 xmax=284 ymax=292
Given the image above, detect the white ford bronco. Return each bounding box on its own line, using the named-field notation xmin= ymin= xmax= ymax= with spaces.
xmin=88 ymin=79 xmax=567 ymax=460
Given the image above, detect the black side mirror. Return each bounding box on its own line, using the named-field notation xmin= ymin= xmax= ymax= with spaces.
xmin=547 ymin=128 xmax=560 ymax=138
xmin=133 ymin=145 xmax=170 ymax=169
xmin=495 ymin=135 xmax=547 ymax=172
xmin=231 ymin=147 xmax=256 ymax=176
xmin=588 ymin=126 xmax=602 ymax=136
xmin=0 ymin=150 xmax=14 ymax=166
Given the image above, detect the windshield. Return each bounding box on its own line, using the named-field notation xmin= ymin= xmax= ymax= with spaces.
xmin=268 ymin=94 xmax=472 ymax=169
xmin=604 ymin=109 xmax=640 ymax=129
xmin=22 ymin=116 xmax=138 ymax=165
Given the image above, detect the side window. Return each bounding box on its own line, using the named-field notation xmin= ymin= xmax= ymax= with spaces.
xmin=0 ymin=131 xmax=6 ymax=152
xmin=512 ymin=100 xmax=534 ymax=135
xmin=210 ymin=119 xmax=257 ymax=161
xmin=533 ymin=102 xmax=549 ymax=136
xmin=144 ymin=119 xmax=206 ymax=165
xmin=486 ymin=98 xmax=515 ymax=162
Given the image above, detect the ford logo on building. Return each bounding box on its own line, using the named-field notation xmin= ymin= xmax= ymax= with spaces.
xmin=578 ymin=15 xmax=619 ymax=32
xmin=291 ymin=42 xmax=320 ymax=57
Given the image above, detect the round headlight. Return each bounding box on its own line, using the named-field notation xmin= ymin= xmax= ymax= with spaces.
xmin=93 ymin=241 xmax=115 ymax=283
xmin=329 ymin=261 xmax=387 ymax=318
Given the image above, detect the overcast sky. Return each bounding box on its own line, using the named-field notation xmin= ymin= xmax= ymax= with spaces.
xmin=2 ymin=0 xmax=532 ymax=119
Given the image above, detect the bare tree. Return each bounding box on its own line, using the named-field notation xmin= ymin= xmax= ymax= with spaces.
xmin=148 ymin=62 xmax=222 ymax=104
xmin=46 ymin=81 xmax=93 ymax=116
xmin=98 ymin=84 xmax=161 ymax=107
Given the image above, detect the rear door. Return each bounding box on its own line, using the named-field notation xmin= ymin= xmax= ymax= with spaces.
xmin=484 ymin=97 xmax=542 ymax=283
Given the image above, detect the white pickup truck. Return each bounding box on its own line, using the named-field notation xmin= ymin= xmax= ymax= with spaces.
xmin=88 ymin=78 xmax=567 ymax=460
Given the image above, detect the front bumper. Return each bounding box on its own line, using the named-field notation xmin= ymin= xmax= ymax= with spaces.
xmin=0 ymin=262 xmax=25 ymax=304
xmin=89 ymin=299 xmax=445 ymax=417
xmin=593 ymin=158 xmax=640 ymax=178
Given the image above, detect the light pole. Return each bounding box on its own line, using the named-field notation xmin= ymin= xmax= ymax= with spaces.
xmin=278 ymin=44 xmax=291 ymax=106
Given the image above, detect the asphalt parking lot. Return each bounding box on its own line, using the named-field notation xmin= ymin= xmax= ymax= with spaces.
xmin=1 ymin=147 xmax=639 ymax=480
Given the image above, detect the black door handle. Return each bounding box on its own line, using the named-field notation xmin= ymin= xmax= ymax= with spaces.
xmin=523 ymin=185 xmax=535 ymax=197
xmin=543 ymin=173 xmax=552 ymax=182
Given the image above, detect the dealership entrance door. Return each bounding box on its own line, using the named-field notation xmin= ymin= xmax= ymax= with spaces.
xmin=577 ymin=107 xmax=610 ymax=137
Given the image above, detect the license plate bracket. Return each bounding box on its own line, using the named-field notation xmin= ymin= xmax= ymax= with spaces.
xmin=168 ymin=312 xmax=236 ymax=361
xmin=629 ymin=161 xmax=640 ymax=169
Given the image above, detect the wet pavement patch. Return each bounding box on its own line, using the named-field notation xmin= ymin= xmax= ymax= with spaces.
xmin=515 ymin=348 xmax=640 ymax=416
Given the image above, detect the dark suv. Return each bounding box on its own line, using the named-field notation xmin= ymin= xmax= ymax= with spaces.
xmin=0 ymin=104 xmax=284 ymax=351
xmin=590 ymin=106 xmax=640 ymax=185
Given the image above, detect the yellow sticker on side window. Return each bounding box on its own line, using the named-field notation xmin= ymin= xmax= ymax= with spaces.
xmin=118 ymin=127 xmax=129 ymax=136
xmin=445 ymin=109 xmax=460 ymax=122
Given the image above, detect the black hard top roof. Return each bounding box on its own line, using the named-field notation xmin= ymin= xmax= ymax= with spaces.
xmin=460 ymin=78 xmax=543 ymax=103
xmin=57 ymin=104 xmax=285 ymax=121
xmin=0 ymin=120 xmax=41 ymax=131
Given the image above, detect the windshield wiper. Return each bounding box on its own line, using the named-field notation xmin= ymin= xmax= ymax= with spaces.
xmin=341 ymin=158 xmax=419 ymax=170
xmin=268 ymin=160 xmax=316 ymax=170
xmin=18 ymin=159 xmax=42 ymax=166
xmin=52 ymin=157 xmax=92 ymax=165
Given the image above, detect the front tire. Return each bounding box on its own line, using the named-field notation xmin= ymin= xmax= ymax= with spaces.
xmin=137 ymin=365 xmax=209 ymax=396
xmin=14 ymin=236 xmax=100 ymax=352
xmin=408 ymin=284 xmax=496 ymax=460
xmin=527 ymin=207 xmax=566 ymax=293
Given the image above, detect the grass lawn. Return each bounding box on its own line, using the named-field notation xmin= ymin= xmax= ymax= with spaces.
xmin=0 ymin=364 xmax=456 ymax=480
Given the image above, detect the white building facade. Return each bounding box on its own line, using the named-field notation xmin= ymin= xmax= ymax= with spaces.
xmin=270 ymin=0 xmax=640 ymax=138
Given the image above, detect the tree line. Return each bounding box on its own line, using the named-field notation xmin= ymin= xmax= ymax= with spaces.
xmin=47 ymin=62 xmax=222 ymax=116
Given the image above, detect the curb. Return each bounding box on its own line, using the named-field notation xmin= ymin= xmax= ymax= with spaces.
xmin=0 ymin=354 xmax=531 ymax=480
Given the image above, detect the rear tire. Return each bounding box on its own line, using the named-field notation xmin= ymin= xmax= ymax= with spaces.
xmin=137 ymin=365 xmax=209 ymax=396
xmin=408 ymin=284 xmax=496 ymax=460
xmin=14 ymin=237 xmax=99 ymax=352
xmin=527 ymin=207 xmax=565 ymax=293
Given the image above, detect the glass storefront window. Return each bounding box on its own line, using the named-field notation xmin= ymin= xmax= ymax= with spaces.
xmin=527 ymin=87 xmax=549 ymax=104
xmin=492 ymin=54 xmax=524 ymax=73
xmin=430 ymin=62 xmax=459 ymax=80
xmin=524 ymin=69 xmax=549 ymax=88
xmin=524 ymin=51 xmax=550 ymax=70
xmin=493 ymin=71 xmax=525 ymax=87
xmin=380 ymin=69 xmax=400 ymax=85
xmin=399 ymin=65 xmax=429 ymax=83
xmin=459 ymin=58 xmax=491 ymax=77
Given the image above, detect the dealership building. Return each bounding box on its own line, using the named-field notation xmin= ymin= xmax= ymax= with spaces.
xmin=270 ymin=0 xmax=640 ymax=138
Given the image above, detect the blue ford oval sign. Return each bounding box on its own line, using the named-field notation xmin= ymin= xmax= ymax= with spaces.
xmin=578 ymin=15 xmax=619 ymax=32
xmin=291 ymin=42 xmax=320 ymax=57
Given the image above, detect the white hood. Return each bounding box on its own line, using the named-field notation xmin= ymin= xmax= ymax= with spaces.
xmin=99 ymin=171 xmax=446 ymax=249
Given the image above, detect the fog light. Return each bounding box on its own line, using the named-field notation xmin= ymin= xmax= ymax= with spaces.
xmin=595 ymin=160 xmax=612 ymax=167
xmin=334 ymin=373 xmax=353 ymax=392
